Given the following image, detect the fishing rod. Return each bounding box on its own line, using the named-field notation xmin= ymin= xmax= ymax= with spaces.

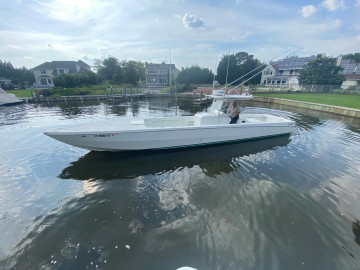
xmin=227 ymin=47 xmax=304 ymax=94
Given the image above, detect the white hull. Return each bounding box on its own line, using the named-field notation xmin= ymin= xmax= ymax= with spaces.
xmin=0 ymin=89 xmax=22 ymax=106
xmin=45 ymin=114 xmax=295 ymax=151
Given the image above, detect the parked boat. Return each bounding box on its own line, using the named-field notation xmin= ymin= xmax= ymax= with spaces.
xmin=44 ymin=90 xmax=295 ymax=151
xmin=0 ymin=88 xmax=22 ymax=106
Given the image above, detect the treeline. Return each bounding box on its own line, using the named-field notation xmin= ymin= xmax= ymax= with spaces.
xmin=53 ymin=57 xmax=145 ymax=88
xmin=0 ymin=60 xmax=35 ymax=89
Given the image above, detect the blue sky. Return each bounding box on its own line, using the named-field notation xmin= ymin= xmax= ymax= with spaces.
xmin=0 ymin=0 xmax=359 ymax=71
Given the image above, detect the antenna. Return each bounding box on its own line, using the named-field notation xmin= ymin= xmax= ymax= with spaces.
xmin=212 ymin=41 xmax=220 ymax=93
xmin=225 ymin=37 xmax=232 ymax=92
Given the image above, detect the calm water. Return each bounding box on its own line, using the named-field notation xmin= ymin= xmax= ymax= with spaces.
xmin=1 ymin=98 xmax=360 ymax=270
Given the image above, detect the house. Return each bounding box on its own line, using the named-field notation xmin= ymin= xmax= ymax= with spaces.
xmin=0 ymin=77 xmax=11 ymax=86
xmin=260 ymin=56 xmax=317 ymax=89
xmin=145 ymin=62 xmax=180 ymax=87
xmin=337 ymin=55 xmax=360 ymax=89
xmin=32 ymin=60 xmax=91 ymax=87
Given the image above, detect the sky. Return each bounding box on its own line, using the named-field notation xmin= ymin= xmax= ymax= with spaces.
xmin=0 ymin=0 xmax=359 ymax=72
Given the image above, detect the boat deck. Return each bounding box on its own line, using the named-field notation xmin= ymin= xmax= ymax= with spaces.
xmin=47 ymin=113 xmax=292 ymax=135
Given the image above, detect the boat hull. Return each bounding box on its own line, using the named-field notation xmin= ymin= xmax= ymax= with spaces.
xmin=45 ymin=122 xmax=295 ymax=151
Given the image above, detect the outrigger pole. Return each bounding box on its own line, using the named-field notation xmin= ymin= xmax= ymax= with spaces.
xmin=219 ymin=47 xmax=304 ymax=95
xmin=227 ymin=47 xmax=304 ymax=94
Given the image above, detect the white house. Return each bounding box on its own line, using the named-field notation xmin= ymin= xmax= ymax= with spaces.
xmin=0 ymin=77 xmax=11 ymax=86
xmin=260 ymin=56 xmax=317 ymax=89
xmin=337 ymin=55 xmax=360 ymax=89
xmin=145 ymin=62 xmax=180 ymax=87
xmin=32 ymin=60 xmax=91 ymax=87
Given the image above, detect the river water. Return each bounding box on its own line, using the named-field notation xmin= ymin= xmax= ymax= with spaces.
xmin=1 ymin=98 xmax=360 ymax=270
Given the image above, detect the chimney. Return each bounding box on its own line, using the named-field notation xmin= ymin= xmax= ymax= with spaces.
xmin=336 ymin=54 xmax=343 ymax=66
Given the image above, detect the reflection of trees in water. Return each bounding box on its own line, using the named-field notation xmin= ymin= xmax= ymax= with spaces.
xmin=59 ymin=135 xmax=291 ymax=181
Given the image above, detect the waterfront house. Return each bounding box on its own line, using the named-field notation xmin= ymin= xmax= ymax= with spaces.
xmin=145 ymin=62 xmax=180 ymax=87
xmin=32 ymin=60 xmax=91 ymax=87
xmin=0 ymin=77 xmax=11 ymax=86
xmin=337 ymin=55 xmax=360 ymax=89
xmin=260 ymin=56 xmax=317 ymax=89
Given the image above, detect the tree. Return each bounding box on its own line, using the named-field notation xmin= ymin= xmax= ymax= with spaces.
xmin=0 ymin=60 xmax=35 ymax=89
xmin=299 ymin=56 xmax=345 ymax=87
xmin=121 ymin=60 xmax=145 ymax=86
xmin=342 ymin=53 xmax=360 ymax=63
xmin=96 ymin=57 xmax=123 ymax=83
xmin=216 ymin=52 xmax=262 ymax=85
xmin=177 ymin=65 xmax=214 ymax=85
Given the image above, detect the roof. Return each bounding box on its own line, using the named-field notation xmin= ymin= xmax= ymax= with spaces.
xmin=145 ymin=62 xmax=179 ymax=71
xmin=33 ymin=60 xmax=90 ymax=73
xmin=270 ymin=56 xmax=317 ymax=70
xmin=339 ymin=58 xmax=360 ymax=75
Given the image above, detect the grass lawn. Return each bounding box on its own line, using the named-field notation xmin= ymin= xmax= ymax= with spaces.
xmin=5 ymin=89 xmax=33 ymax=98
xmin=255 ymin=93 xmax=360 ymax=110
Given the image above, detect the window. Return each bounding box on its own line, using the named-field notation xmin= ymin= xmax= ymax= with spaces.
xmin=48 ymin=79 xmax=52 ymax=84
xmin=148 ymin=67 xmax=157 ymax=74
xmin=58 ymin=69 xmax=64 ymax=74
xmin=160 ymin=68 xmax=167 ymax=74
xmin=40 ymin=70 xmax=46 ymax=74
xmin=290 ymin=70 xmax=294 ymax=75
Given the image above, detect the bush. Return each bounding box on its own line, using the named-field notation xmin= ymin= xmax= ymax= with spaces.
xmin=53 ymin=72 xmax=99 ymax=88
xmin=49 ymin=87 xmax=91 ymax=96
xmin=177 ymin=83 xmax=196 ymax=93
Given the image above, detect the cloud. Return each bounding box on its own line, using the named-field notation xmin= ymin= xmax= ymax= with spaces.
xmin=301 ymin=5 xmax=317 ymax=17
xmin=321 ymin=0 xmax=346 ymax=11
xmin=182 ymin=13 xmax=205 ymax=29
xmin=356 ymin=0 xmax=360 ymax=6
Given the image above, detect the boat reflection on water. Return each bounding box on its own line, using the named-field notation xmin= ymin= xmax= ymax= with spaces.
xmin=60 ymin=135 xmax=291 ymax=181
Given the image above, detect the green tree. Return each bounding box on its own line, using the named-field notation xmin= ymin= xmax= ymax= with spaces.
xmin=0 ymin=60 xmax=35 ymax=89
xmin=177 ymin=65 xmax=214 ymax=84
xmin=342 ymin=53 xmax=360 ymax=63
xmin=299 ymin=56 xmax=345 ymax=87
xmin=216 ymin=52 xmax=262 ymax=85
xmin=96 ymin=57 xmax=123 ymax=83
xmin=121 ymin=60 xmax=145 ymax=85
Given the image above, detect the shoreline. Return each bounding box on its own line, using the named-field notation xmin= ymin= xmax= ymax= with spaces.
xmin=19 ymin=93 xmax=360 ymax=118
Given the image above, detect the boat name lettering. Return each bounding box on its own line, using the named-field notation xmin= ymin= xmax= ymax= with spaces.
xmin=94 ymin=134 xmax=111 ymax=138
